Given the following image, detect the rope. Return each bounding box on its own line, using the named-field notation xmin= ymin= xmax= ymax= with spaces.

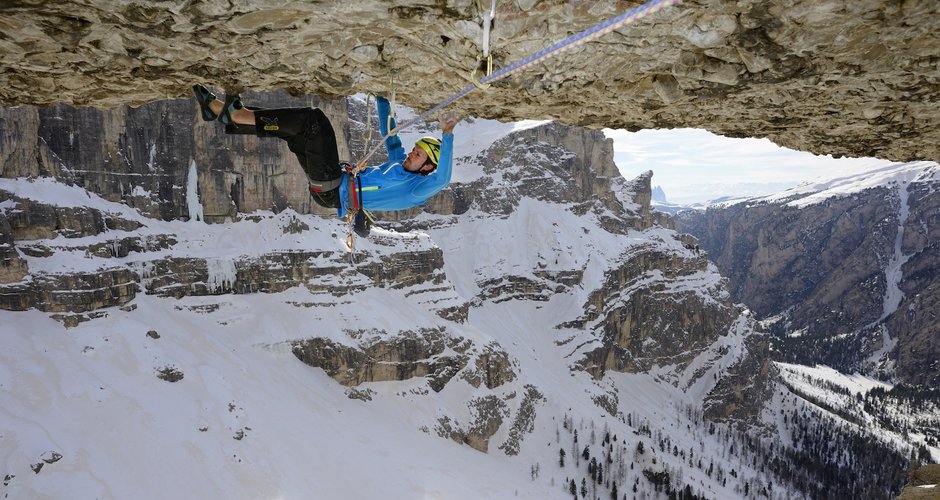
xmin=361 ymin=94 xmax=374 ymax=156
xmin=355 ymin=0 xmax=682 ymax=168
xmin=345 ymin=211 xmax=356 ymax=252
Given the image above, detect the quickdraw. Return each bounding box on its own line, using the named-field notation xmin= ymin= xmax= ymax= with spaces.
xmin=472 ymin=0 xmax=497 ymax=90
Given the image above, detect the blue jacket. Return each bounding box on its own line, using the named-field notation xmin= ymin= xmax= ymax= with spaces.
xmin=337 ymin=96 xmax=454 ymax=217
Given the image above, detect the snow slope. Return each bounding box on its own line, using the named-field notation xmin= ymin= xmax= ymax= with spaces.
xmin=755 ymin=161 xmax=940 ymax=209
xmin=775 ymin=363 xmax=939 ymax=462
xmin=0 ymin=198 xmax=760 ymax=499
xmin=0 ymin=174 xmax=765 ymax=500
xmin=3 ymin=115 xmax=935 ymax=499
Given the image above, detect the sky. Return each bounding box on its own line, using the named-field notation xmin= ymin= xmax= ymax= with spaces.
xmin=603 ymin=128 xmax=895 ymax=205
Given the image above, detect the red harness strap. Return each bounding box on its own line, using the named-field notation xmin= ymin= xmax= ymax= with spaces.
xmin=348 ymin=176 xmax=360 ymax=211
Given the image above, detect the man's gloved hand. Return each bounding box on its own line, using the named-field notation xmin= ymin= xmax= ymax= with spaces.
xmin=353 ymin=209 xmax=372 ymax=238
xmin=439 ymin=111 xmax=458 ymax=134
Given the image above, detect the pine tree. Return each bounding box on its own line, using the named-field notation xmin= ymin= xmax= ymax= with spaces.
xmin=560 ymin=448 xmax=566 ymax=467
xmin=573 ymin=430 xmax=581 ymax=467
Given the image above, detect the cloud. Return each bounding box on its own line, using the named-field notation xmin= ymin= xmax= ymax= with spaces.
xmin=604 ymin=128 xmax=893 ymax=204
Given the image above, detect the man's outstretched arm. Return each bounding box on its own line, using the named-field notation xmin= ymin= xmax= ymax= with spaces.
xmin=377 ymin=96 xmax=405 ymax=164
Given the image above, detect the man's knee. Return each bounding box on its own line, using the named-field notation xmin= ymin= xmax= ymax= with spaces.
xmin=254 ymin=107 xmax=322 ymax=138
xmin=307 ymin=108 xmax=333 ymax=137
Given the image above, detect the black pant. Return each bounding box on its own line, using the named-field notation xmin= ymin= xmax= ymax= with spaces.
xmin=226 ymin=107 xmax=342 ymax=209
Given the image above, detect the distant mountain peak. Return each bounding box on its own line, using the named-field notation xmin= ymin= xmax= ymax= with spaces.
xmin=651 ymin=185 xmax=667 ymax=203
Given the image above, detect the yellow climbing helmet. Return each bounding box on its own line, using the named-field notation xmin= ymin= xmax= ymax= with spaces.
xmin=415 ymin=136 xmax=442 ymax=166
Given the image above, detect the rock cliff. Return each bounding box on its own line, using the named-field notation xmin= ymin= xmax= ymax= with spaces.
xmin=2 ymin=95 xmax=929 ymax=498
xmin=0 ymin=91 xmax=348 ymax=222
xmin=1 ymin=0 xmax=938 ymax=162
xmin=0 ymin=92 xmax=771 ymax=455
xmin=2 ymin=1 xmax=936 ymax=492
xmin=898 ymin=464 xmax=940 ymax=500
xmin=676 ymin=162 xmax=940 ymax=387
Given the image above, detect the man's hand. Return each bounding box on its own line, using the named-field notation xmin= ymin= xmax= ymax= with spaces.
xmin=439 ymin=111 xmax=458 ymax=134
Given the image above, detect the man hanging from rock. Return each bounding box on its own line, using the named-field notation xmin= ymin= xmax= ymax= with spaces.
xmin=192 ymin=85 xmax=458 ymax=237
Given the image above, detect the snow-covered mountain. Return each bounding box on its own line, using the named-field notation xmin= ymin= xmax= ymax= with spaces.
xmin=677 ymin=161 xmax=940 ymax=388
xmin=1 ymin=98 xmax=936 ymax=499
xmin=647 ymin=188 xmax=744 ymax=216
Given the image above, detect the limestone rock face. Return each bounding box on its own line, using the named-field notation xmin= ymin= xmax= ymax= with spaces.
xmin=562 ymin=246 xmax=737 ymax=378
xmin=681 ymin=194 xmax=895 ymax=323
xmin=291 ymin=329 xmax=484 ymax=392
xmin=292 ymin=330 xmax=520 ymax=453
xmin=677 ymin=163 xmax=940 ymax=387
xmin=0 ymin=203 xmax=465 ymax=325
xmin=898 ymin=464 xmax=940 ymax=500
xmin=1 ymin=0 xmax=937 ymax=162
xmin=0 ymin=267 xmax=138 ymax=314
xmin=0 ymin=92 xmax=349 ymax=222
xmin=0 ymin=194 xmax=143 ymax=240
xmin=702 ymin=333 xmax=775 ymax=421
xmin=381 ymin=121 xmax=625 ymax=222
xmin=0 ymin=214 xmax=28 ymax=283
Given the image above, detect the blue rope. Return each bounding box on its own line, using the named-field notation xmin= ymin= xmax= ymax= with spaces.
xmin=356 ymin=0 xmax=683 ymax=167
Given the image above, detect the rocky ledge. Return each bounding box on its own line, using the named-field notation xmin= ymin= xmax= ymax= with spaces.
xmin=0 ymin=194 xmax=466 ymax=326
xmin=1 ymin=0 xmax=937 ymax=161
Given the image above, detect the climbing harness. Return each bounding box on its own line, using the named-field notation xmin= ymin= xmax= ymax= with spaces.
xmin=343 ymin=0 xmax=683 ymax=256
xmin=342 ymin=162 xmax=377 ymax=256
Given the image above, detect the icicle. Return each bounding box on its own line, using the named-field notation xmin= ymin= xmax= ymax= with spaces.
xmin=186 ymin=159 xmax=204 ymax=222
xmin=206 ymin=258 xmax=237 ymax=293
xmin=147 ymin=143 xmax=157 ymax=171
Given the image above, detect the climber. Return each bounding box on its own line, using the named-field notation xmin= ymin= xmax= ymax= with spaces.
xmin=192 ymin=85 xmax=458 ymax=236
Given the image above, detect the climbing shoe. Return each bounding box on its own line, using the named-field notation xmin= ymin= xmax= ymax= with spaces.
xmin=192 ymin=84 xmax=219 ymax=121
xmin=218 ymin=94 xmax=243 ymax=125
